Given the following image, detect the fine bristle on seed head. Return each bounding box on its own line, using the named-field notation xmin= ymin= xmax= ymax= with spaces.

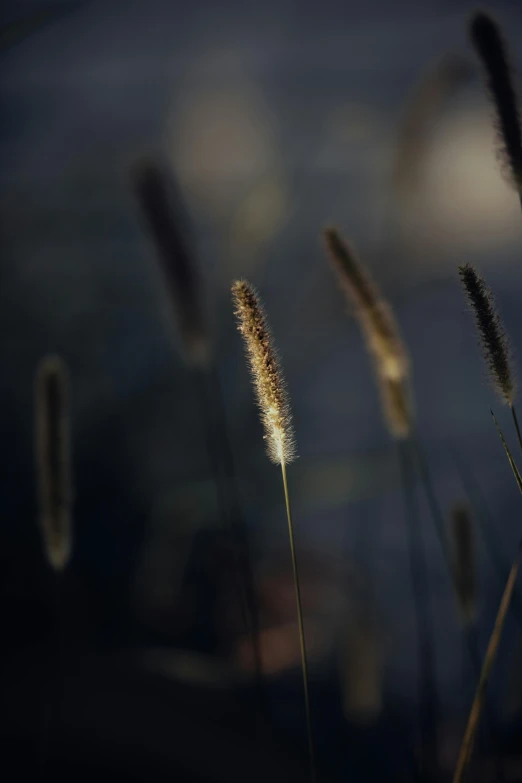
xmin=470 ymin=11 xmax=522 ymax=191
xmin=324 ymin=227 xmax=413 ymax=439
xmin=131 ymin=159 xmax=209 ymax=367
xmin=35 ymin=355 xmax=72 ymax=571
xmin=450 ymin=503 xmax=477 ymax=627
xmin=231 ymin=280 xmax=296 ymax=465
xmin=458 ymin=263 xmax=515 ymax=405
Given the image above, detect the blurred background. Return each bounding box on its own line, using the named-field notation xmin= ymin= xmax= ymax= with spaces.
xmin=1 ymin=0 xmax=522 ymax=780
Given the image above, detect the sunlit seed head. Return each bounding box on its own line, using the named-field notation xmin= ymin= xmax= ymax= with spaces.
xmin=232 ymin=280 xmax=296 ymax=465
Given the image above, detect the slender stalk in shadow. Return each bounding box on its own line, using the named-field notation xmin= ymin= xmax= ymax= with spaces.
xmin=450 ymin=503 xmax=505 ymax=783
xmin=452 ymin=540 xmax=522 ymax=783
xmin=451 ymin=446 xmax=522 ymax=631
xmin=491 ymin=411 xmax=522 ymax=493
xmin=413 ymin=428 xmax=516 ymax=782
xmin=399 ymin=439 xmax=438 ymax=781
xmin=510 ymin=405 xmax=522 ymax=454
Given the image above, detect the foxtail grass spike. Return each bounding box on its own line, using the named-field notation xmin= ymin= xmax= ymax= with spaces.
xmin=453 ymin=539 xmax=522 ymax=783
xmin=131 ymin=159 xmax=209 ymax=367
xmin=324 ymin=227 xmax=412 ymax=439
xmin=459 ymin=264 xmax=515 ymax=405
xmin=35 ymin=356 xmax=72 ymax=571
xmin=232 ymin=280 xmax=314 ymax=781
xmin=491 ymin=410 xmax=522 ymax=494
xmin=451 ymin=504 xmax=477 ymax=627
xmin=470 ymin=12 xmax=522 ymax=192
xmin=232 ymin=280 xmax=296 ymax=465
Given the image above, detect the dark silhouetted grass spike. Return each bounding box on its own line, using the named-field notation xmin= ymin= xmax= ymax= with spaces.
xmin=35 ymin=356 xmax=72 ymax=571
xmin=451 ymin=504 xmax=477 ymax=627
xmin=132 ymin=160 xmax=209 ymax=367
xmin=459 ymin=263 xmax=514 ymax=405
xmin=324 ymin=227 xmax=412 ymax=439
xmin=470 ymin=11 xmax=522 ymax=191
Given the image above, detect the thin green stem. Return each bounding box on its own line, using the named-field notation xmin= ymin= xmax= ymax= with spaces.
xmin=510 ymin=404 xmax=522 ymax=455
xmin=491 ymin=410 xmax=522 ymax=494
xmin=281 ymin=460 xmax=316 ymax=783
xmin=453 ymin=541 xmax=522 ymax=783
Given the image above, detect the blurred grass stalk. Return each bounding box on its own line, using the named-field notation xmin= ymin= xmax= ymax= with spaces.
xmin=393 ymin=54 xmax=472 ymax=199
xmin=450 ymin=503 xmax=505 ymax=781
xmin=34 ymin=354 xmax=72 ymax=774
xmin=451 ymin=447 xmax=522 ymax=631
xmin=324 ymin=227 xmax=438 ymax=779
xmin=131 ymin=160 xmax=263 ymax=699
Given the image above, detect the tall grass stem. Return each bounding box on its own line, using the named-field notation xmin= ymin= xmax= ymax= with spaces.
xmin=281 ymin=460 xmax=316 ymax=783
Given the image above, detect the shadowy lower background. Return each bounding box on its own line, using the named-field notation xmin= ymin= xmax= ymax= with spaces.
xmin=1 ymin=1 xmax=522 ymax=780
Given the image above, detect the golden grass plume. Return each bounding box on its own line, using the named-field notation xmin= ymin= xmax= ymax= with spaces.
xmin=324 ymin=227 xmax=412 ymax=439
xmin=458 ymin=263 xmax=515 ymax=405
xmin=35 ymin=355 xmax=72 ymax=571
xmin=231 ymin=280 xmax=296 ymax=465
